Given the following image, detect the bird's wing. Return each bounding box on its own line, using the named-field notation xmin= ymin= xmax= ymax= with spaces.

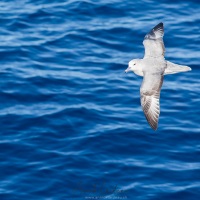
xmin=140 ymin=72 xmax=164 ymax=130
xmin=143 ymin=22 xmax=165 ymax=58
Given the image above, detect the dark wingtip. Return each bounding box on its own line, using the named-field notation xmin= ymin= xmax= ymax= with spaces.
xmin=144 ymin=22 xmax=164 ymax=40
xmin=151 ymin=125 xmax=158 ymax=131
xmin=153 ymin=22 xmax=164 ymax=30
xmin=143 ymin=112 xmax=159 ymax=131
xmin=148 ymin=121 xmax=158 ymax=131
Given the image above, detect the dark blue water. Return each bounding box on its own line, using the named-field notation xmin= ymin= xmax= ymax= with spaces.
xmin=0 ymin=0 xmax=199 ymax=199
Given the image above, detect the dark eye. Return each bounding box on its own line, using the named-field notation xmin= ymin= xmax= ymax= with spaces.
xmin=134 ymin=63 xmax=136 ymax=65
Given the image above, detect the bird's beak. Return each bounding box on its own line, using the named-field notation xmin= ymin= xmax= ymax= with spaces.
xmin=125 ymin=66 xmax=131 ymax=73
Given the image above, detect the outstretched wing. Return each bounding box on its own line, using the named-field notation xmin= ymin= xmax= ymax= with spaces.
xmin=143 ymin=22 xmax=165 ymax=58
xmin=140 ymin=73 xmax=164 ymax=130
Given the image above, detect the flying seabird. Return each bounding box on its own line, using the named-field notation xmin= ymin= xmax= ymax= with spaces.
xmin=125 ymin=22 xmax=191 ymax=130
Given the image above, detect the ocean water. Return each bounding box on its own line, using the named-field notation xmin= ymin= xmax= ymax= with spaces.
xmin=0 ymin=0 xmax=199 ymax=199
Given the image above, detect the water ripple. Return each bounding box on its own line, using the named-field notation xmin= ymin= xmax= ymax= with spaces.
xmin=0 ymin=0 xmax=199 ymax=199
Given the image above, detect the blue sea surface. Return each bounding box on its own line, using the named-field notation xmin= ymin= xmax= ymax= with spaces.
xmin=0 ymin=0 xmax=199 ymax=199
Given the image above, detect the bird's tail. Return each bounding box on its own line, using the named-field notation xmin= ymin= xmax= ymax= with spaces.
xmin=164 ymin=61 xmax=191 ymax=75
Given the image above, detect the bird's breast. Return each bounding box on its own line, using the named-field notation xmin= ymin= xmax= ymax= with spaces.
xmin=133 ymin=69 xmax=143 ymax=76
xmin=141 ymin=58 xmax=166 ymax=73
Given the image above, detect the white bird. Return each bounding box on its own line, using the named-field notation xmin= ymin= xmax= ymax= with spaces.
xmin=125 ymin=22 xmax=191 ymax=131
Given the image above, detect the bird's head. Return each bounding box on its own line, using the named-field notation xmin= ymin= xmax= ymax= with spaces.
xmin=125 ymin=59 xmax=140 ymax=73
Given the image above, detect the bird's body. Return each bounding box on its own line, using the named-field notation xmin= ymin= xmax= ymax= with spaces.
xmin=125 ymin=23 xmax=191 ymax=130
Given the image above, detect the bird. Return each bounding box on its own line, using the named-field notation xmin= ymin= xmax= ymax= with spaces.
xmin=125 ymin=22 xmax=191 ymax=131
